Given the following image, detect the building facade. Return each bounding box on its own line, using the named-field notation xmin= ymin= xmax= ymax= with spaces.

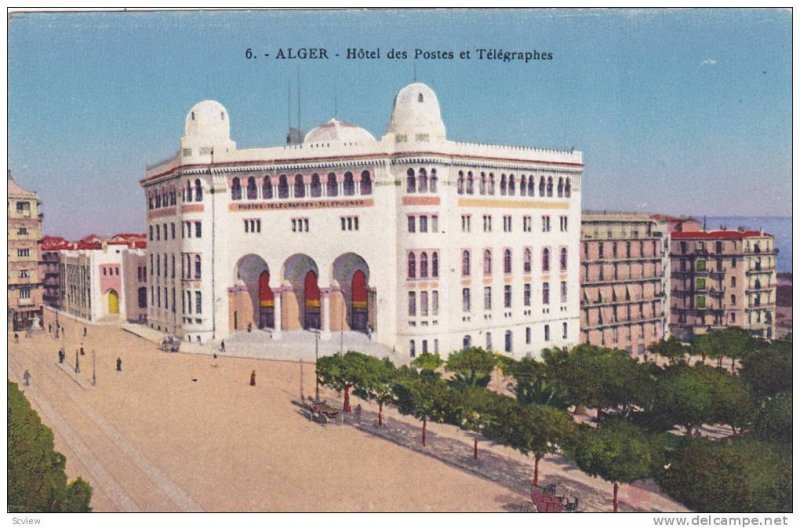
xmin=40 ymin=235 xmax=73 ymax=309
xmin=59 ymin=235 xmax=147 ymax=323
xmin=579 ymin=212 xmax=670 ymax=354
xmin=141 ymin=82 xmax=583 ymax=357
xmin=8 ymin=171 xmax=44 ymax=330
xmin=669 ymin=230 xmax=777 ymax=340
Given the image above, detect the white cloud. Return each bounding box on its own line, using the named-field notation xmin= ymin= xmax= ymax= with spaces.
xmin=700 ymin=59 xmax=717 ymax=66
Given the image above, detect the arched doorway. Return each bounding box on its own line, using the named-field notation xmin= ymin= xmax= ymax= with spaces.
xmin=304 ymin=271 xmax=321 ymax=329
xmin=351 ymin=270 xmax=368 ymax=331
xmin=108 ymin=289 xmax=119 ymax=314
xmin=258 ymin=271 xmax=274 ymax=329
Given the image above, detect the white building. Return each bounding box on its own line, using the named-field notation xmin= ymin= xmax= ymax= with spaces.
xmin=141 ymin=82 xmax=583 ymax=358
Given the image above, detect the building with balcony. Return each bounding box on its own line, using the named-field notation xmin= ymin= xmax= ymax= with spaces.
xmin=40 ymin=235 xmax=74 ymax=309
xmin=670 ymin=229 xmax=777 ymax=340
xmin=141 ymin=82 xmax=583 ymax=357
xmin=8 ymin=171 xmax=44 ymax=330
xmin=579 ymin=212 xmax=670 ymax=354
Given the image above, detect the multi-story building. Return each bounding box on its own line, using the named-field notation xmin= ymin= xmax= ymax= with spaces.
xmin=8 ymin=171 xmax=44 ymax=330
xmin=670 ymin=229 xmax=777 ymax=340
xmin=141 ymin=82 xmax=584 ymax=357
xmin=59 ymin=234 xmax=147 ymax=323
xmin=579 ymin=212 xmax=670 ymax=354
xmin=40 ymin=235 xmax=74 ymax=309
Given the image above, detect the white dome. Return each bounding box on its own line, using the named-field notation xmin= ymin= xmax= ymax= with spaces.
xmin=386 ymin=83 xmax=446 ymax=141
xmin=304 ymin=118 xmax=376 ymax=144
xmin=184 ymin=100 xmax=230 ymax=140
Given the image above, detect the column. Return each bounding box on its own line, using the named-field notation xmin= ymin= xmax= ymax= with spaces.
xmin=272 ymin=287 xmax=282 ymax=340
xmin=320 ymin=288 xmax=331 ymax=340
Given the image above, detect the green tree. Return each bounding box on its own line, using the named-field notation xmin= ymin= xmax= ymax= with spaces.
xmin=739 ymin=340 xmax=792 ymax=398
xmin=316 ymin=351 xmax=373 ymax=413
xmin=648 ymin=337 xmax=688 ymax=365
xmin=394 ymin=369 xmax=453 ymax=447
xmin=489 ymin=402 xmax=580 ymax=486
xmin=8 ymin=381 xmax=92 ymax=512
xmin=444 ymin=347 xmax=496 ymax=391
xmin=658 ymin=436 xmax=791 ymax=512
xmin=752 ymin=392 xmax=792 ymax=444
xmin=353 ymin=357 xmax=397 ymax=426
xmin=650 ymin=364 xmax=753 ymax=436
xmin=567 ymin=419 xmax=663 ymax=512
xmin=410 ymin=352 xmax=444 ymax=374
xmin=506 ymin=356 xmax=571 ymax=409
xmin=692 ymin=328 xmax=761 ymax=371
xmin=451 ymin=388 xmax=511 ymax=460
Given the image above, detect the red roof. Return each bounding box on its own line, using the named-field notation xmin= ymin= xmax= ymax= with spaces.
xmin=40 ymin=236 xmax=73 ymax=251
xmin=672 ymin=230 xmax=770 ymax=240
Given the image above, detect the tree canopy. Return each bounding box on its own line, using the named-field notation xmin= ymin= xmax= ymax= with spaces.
xmin=410 ymin=352 xmax=444 ymax=374
xmin=444 ymin=347 xmax=496 ymax=390
xmin=8 ymin=381 xmax=93 ymax=512
xmin=506 ymin=356 xmax=571 ymax=409
xmin=739 ymin=340 xmax=792 ymax=398
xmin=648 ymin=337 xmax=688 ymax=365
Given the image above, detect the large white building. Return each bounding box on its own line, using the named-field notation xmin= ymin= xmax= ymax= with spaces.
xmin=141 ymin=82 xmax=583 ymax=358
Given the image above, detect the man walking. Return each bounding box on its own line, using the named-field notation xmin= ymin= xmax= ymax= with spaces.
xmin=250 ymin=370 xmax=256 ymax=386
xmin=116 ymin=357 xmax=122 ymax=372
xmin=23 ymin=369 xmax=31 ymax=386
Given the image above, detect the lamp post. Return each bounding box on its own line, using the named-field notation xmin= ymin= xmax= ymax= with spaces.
xmin=92 ymin=350 xmax=96 ymax=386
xmin=299 ymin=359 xmax=304 ymax=400
xmin=75 ymin=349 xmax=80 ymax=373
xmin=315 ymin=329 xmax=320 ymax=402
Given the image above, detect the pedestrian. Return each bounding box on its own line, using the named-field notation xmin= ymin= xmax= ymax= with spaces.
xmin=80 ymin=345 xmax=85 ymax=356
xmin=83 ymin=326 xmax=87 ymax=337
xmin=48 ymin=323 xmax=52 ymax=333
xmin=116 ymin=357 xmax=122 ymax=372
xmin=220 ymin=340 xmax=225 ymax=352
xmin=354 ymin=403 xmax=362 ymax=424
xmin=250 ymin=370 xmax=256 ymax=386
xmin=55 ymin=328 xmax=59 ymax=338
xmin=58 ymin=348 xmax=64 ymax=364
xmin=14 ymin=332 xmax=19 ymax=343
xmin=247 ymin=322 xmax=252 ymax=333
xmin=22 ymin=370 xmax=31 ymax=386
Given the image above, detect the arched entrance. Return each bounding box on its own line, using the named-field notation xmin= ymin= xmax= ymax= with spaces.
xmin=351 ymin=270 xmax=368 ymax=331
xmin=258 ymin=271 xmax=274 ymax=329
xmin=108 ymin=289 xmax=119 ymax=314
xmin=304 ymin=271 xmax=321 ymax=329
xmin=331 ymin=253 xmax=372 ymax=334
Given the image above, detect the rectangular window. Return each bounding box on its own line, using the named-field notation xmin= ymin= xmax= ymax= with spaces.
xmin=432 ymin=290 xmax=439 ymax=316
xmin=696 ymin=259 xmax=706 ymax=271
xmin=408 ymin=292 xmax=416 ymax=317
xmin=503 ymin=215 xmax=512 ymax=232
xmin=420 ymin=291 xmax=429 ymax=316
xmin=341 ymin=218 xmax=346 ymax=231
xmin=483 ymin=215 xmax=492 ymax=232
xmin=149 ymin=226 xmax=153 ymax=241
xmin=195 ymin=222 xmax=202 ymax=238
xmin=523 ymin=216 xmax=532 ymax=232
xmin=408 ymin=216 xmax=416 ymax=233
xmin=543 ymin=283 xmax=550 ymax=305
xmin=195 ymin=291 xmax=202 ymax=314
xmin=560 ymin=215 xmax=568 ymax=231
xmin=461 ymin=215 xmax=471 ymax=233
xmin=245 ymin=220 xmax=250 ymax=233
xmin=560 ymin=281 xmax=567 ymax=303
xmin=484 ymin=286 xmax=492 ymax=310
xmin=731 ymin=276 xmax=737 ymax=287
xmin=524 ymin=283 xmax=531 ymax=306
xmin=186 ymin=291 xmax=192 ymax=314
xmin=431 ymin=216 xmax=439 ymax=233
xmin=462 ymin=288 xmax=471 ymax=312
xmin=544 ymin=324 xmax=550 ymax=342
xmin=696 ymin=295 xmax=706 ymax=309
xmin=525 ymin=327 xmax=531 ymax=344
xmin=504 ymin=285 xmax=512 ymax=308
xmin=505 ymin=331 xmax=512 ymax=353
xmin=420 ymin=216 xmax=428 ymax=233
xmin=696 ymin=278 xmax=706 ymax=290
xmin=541 ymin=215 xmax=551 ymax=232
xmin=486 ymin=332 xmax=493 ymax=351
xmin=562 ymin=322 xmax=568 ymax=339
xmin=20 ymin=287 xmax=30 ymax=299
xmin=171 ymin=223 xmax=176 ymax=239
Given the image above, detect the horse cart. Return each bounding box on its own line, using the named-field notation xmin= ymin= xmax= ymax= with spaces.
xmin=298 ymin=398 xmax=342 ymax=424
xmin=531 ymin=483 xmax=579 ymax=513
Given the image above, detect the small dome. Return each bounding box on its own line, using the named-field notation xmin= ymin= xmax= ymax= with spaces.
xmin=304 ymin=118 xmax=376 ymax=144
xmin=184 ymin=100 xmax=230 ymax=140
xmin=386 ymin=82 xmax=446 ymax=141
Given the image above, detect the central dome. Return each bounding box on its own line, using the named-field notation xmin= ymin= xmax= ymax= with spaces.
xmin=386 ymin=82 xmax=446 ymax=141
xmin=304 ymin=118 xmax=376 ymax=144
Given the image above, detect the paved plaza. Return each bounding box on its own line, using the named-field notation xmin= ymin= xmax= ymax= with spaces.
xmin=9 ymin=314 xmax=686 ymax=512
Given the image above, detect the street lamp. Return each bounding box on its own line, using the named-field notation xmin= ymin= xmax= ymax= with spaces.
xmin=92 ymin=349 xmax=96 ymax=386
xmin=75 ymin=349 xmax=80 ymax=373
xmin=314 ymin=329 xmax=320 ymax=402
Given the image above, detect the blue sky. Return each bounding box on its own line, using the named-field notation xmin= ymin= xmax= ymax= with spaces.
xmin=8 ymin=8 xmax=791 ymax=239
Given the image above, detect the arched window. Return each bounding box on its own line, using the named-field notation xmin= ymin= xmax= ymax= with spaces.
xmin=194 ymin=255 xmax=201 ymax=279
xmin=547 ymin=177 xmax=553 ymax=197
xmin=524 ymin=248 xmax=532 ymax=273
xmin=565 ymin=178 xmax=571 ymax=197
xmin=466 ymin=171 xmax=474 ymax=195
xmin=195 ymin=179 xmax=203 ymax=201
xmin=539 ymin=177 xmax=545 ymax=197
xmin=343 ymin=172 xmax=355 ymax=196
xmin=500 ymin=174 xmax=507 ymax=195
xmin=155 ymin=190 xmax=161 ymax=208
xmin=360 ymin=171 xmax=372 ymax=195
xmin=560 ymin=247 xmax=568 ymax=271
xmin=247 ymin=177 xmax=257 ymax=200
xmin=462 ymin=250 xmax=471 ymax=276
xmin=231 ymin=178 xmax=242 ymax=200
xmin=418 ymin=93 xmax=424 ymax=103
xmin=420 ymin=252 xmax=429 ymax=279
xmin=542 ymin=248 xmax=551 ymax=272
xmin=432 ymin=252 xmax=439 ymax=278
xmin=520 ymin=175 xmax=527 ymax=196
xmin=504 ymin=249 xmax=512 ymax=274
xmin=327 ymin=173 xmax=338 ymax=196
xmin=509 ymin=174 xmax=516 ymax=196
xmin=463 ymin=335 xmax=472 ymax=349
xmin=294 ymin=174 xmax=305 ymax=198
xmin=408 ymin=252 xmax=416 ymax=279
xmin=262 ymin=176 xmax=273 ymax=199
xmin=310 ymin=173 xmax=322 ymax=197
xmin=430 ymin=169 xmax=438 ymax=192
xmin=407 ymin=169 xmax=416 ymax=193
xmin=457 ymin=171 xmax=464 ymax=194
xmin=484 ymin=249 xmax=492 ymax=275
xmin=557 ymin=177 xmax=564 ymax=198
xmin=186 ymin=180 xmax=193 ymax=202
xmin=480 ymin=172 xmax=487 ymax=195
xmin=278 ymin=175 xmax=289 ymax=199
xmin=489 ymin=173 xmax=496 ymax=195
xmin=418 ymin=168 xmax=428 ymax=193
xmin=527 ymin=176 xmax=535 ymax=196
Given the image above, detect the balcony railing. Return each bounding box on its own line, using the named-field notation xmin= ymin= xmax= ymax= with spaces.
xmin=746 ymin=266 xmax=776 ymax=274
xmin=581 ymin=276 xmax=662 ymax=286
